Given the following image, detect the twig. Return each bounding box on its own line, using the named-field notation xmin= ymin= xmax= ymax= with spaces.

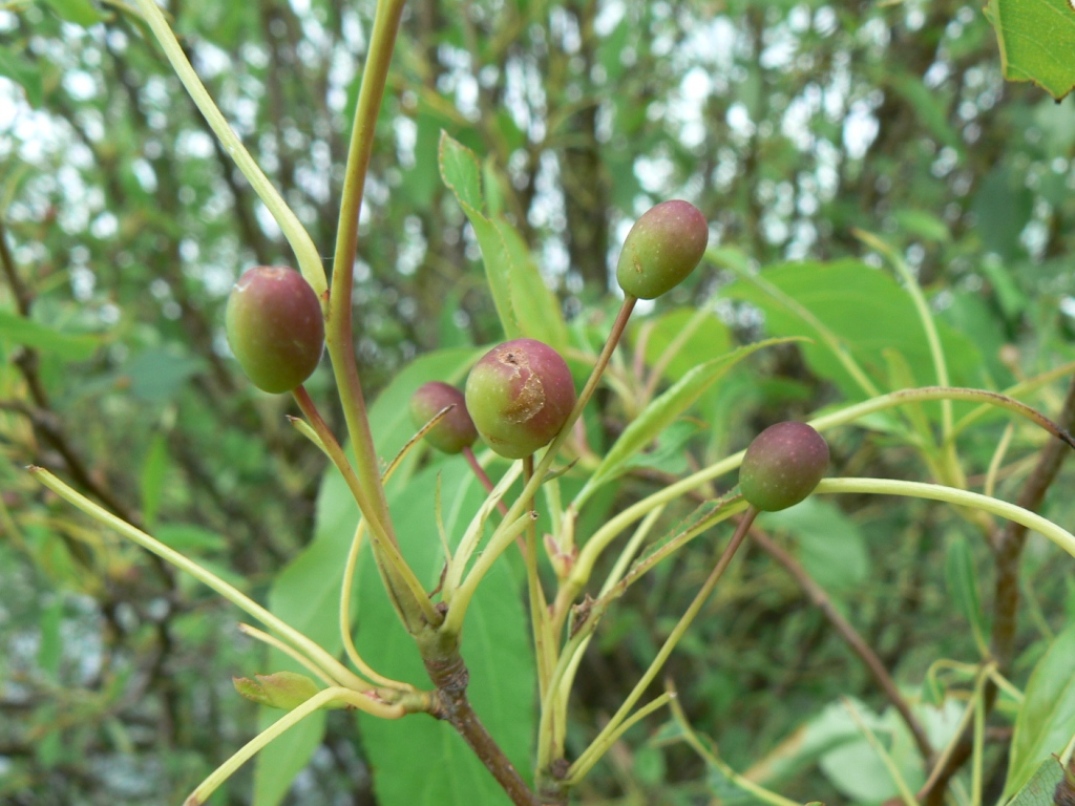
xmin=748 ymin=523 xmax=935 ymax=764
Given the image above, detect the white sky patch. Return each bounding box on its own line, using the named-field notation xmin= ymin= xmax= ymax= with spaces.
xmin=843 ymin=99 xmax=878 ymax=159
xmin=726 ymin=102 xmax=755 ymax=139
xmin=594 ymin=0 xmax=625 ymax=36
xmin=670 ymin=66 xmax=711 ymax=149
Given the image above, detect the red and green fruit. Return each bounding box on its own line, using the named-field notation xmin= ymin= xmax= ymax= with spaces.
xmin=615 ymin=199 xmax=708 ymax=300
xmin=225 ymin=266 xmax=325 ymax=394
xmin=464 ymin=338 xmax=576 ymax=459
xmin=739 ymin=422 xmax=829 ymax=512
xmin=410 ymin=381 xmax=479 ymax=454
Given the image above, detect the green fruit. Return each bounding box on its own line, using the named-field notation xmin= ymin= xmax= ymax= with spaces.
xmin=739 ymin=422 xmax=829 ymax=512
xmin=410 ymin=381 xmax=478 ymax=454
xmin=615 ymin=199 xmax=708 ymax=300
xmin=464 ymin=338 xmax=576 ymax=459
xmin=225 ymin=266 xmax=324 ymax=394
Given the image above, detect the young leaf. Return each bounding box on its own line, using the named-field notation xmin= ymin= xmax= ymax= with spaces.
xmin=438 ymin=131 xmax=567 ymax=350
xmin=1004 ymin=624 xmax=1075 ymax=798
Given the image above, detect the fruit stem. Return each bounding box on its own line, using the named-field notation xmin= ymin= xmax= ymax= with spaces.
xmin=463 ymin=446 xmax=508 ymax=516
xmin=521 ymin=455 xmax=555 ymax=708
xmin=292 ymin=386 xmax=439 ymax=630
xmin=564 ymin=507 xmax=757 ymax=784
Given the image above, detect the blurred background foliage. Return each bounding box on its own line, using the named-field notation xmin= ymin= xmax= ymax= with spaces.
xmin=0 ymin=0 xmax=1074 ymax=803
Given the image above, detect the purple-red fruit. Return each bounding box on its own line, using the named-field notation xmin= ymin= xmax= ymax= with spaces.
xmin=739 ymin=422 xmax=829 ymax=512
xmin=225 ymin=266 xmax=324 ymax=394
xmin=410 ymin=381 xmax=478 ymax=455
xmin=616 ymin=200 xmax=708 ymax=300
xmin=464 ymin=338 xmax=576 ymax=459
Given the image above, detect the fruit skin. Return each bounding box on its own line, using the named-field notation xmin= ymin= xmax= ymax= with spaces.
xmin=225 ymin=266 xmax=324 ymax=394
xmin=410 ymin=381 xmax=478 ymax=454
xmin=615 ymin=200 xmax=708 ymax=300
xmin=739 ymin=422 xmax=829 ymax=512
xmin=464 ymin=338 xmax=576 ymax=459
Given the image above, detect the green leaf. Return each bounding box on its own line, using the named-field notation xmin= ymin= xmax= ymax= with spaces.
xmin=577 ymin=337 xmax=803 ymax=503
xmin=1007 ymin=758 xmax=1065 ymax=806
xmin=356 ymin=465 xmax=534 ymax=806
xmin=972 ymin=166 xmax=1035 ymax=261
xmin=984 ymin=0 xmax=1075 ymax=101
xmin=945 ymin=533 xmax=988 ymax=654
xmin=40 ymin=0 xmax=105 ymax=27
xmin=125 ymin=348 xmax=206 ymax=402
xmin=0 ymin=309 xmax=100 ymax=360
xmin=889 ymin=73 xmax=964 ymax=155
xmin=761 ymin=498 xmax=870 ymax=597
xmin=139 ymin=433 xmax=168 ymax=530
xmin=0 ymin=48 xmax=44 ymax=107
xmin=437 ymin=132 xmax=567 ymax=350
xmin=1004 ymin=624 xmax=1075 ymax=798
xmin=723 ymin=260 xmax=984 ymax=402
xmin=491 ymin=218 xmax=569 ymax=350
xmin=438 ymin=130 xmax=484 ymax=212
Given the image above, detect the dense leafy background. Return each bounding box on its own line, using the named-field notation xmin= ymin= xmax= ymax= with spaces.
xmin=1 ymin=0 xmax=1074 ymax=804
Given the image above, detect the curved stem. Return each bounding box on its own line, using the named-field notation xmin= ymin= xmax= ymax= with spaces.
xmin=566 ymin=508 xmax=756 ymax=784
xmin=30 ymin=467 xmax=367 ymax=691
xmin=293 ymin=387 xmax=438 ymax=627
xmin=131 ymin=0 xmax=325 ymax=293
xmin=184 ymin=687 xmax=406 ymax=806
xmin=814 ymin=477 xmax=1075 ymax=558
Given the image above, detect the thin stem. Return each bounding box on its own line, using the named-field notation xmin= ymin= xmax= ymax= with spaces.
xmin=184 ymin=687 xmax=406 ymax=806
xmin=565 ymin=694 xmax=672 ymax=785
xmin=855 ymin=229 xmax=952 ymax=442
xmin=668 ymin=685 xmax=802 ymax=806
xmin=30 ymin=467 xmax=367 ymax=691
xmin=237 ymin=623 xmax=350 ymax=689
xmin=337 ymin=519 xmax=415 ymax=690
xmin=292 ymin=386 xmax=439 ymax=627
xmin=131 ymin=0 xmax=325 ymax=292
xmin=842 ymin=697 xmax=920 ymax=806
xmin=522 ymin=455 xmax=554 ymax=704
xmin=566 ymin=508 xmax=756 ymax=783
xmin=322 ymin=0 xmax=407 ymax=586
xmin=814 ymin=478 xmax=1075 ymax=558
xmin=748 ymin=524 xmax=935 ymax=764
xmin=463 ymin=446 xmax=509 ymax=516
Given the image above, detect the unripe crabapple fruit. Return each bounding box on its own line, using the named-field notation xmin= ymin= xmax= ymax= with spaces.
xmin=739 ymin=422 xmax=829 ymax=512
xmin=410 ymin=381 xmax=478 ymax=454
xmin=615 ymin=200 xmax=708 ymax=300
xmin=464 ymin=338 xmax=576 ymax=459
xmin=225 ymin=266 xmax=324 ymax=394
